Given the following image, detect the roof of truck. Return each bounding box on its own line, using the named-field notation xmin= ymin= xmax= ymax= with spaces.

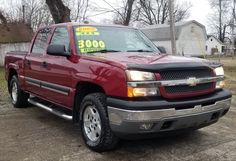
xmin=45 ymin=22 xmax=136 ymax=29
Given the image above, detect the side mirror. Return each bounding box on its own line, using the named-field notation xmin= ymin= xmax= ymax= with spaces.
xmin=47 ymin=45 xmax=70 ymax=57
xmin=157 ymin=46 xmax=167 ymax=54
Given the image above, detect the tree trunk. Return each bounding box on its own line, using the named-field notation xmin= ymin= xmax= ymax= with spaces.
xmin=0 ymin=11 xmax=7 ymax=24
xmin=123 ymin=0 xmax=135 ymax=26
xmin=0 ymin=11 xmax=9 ymax=31
xmin=46 ymin=0 xmax=71 ymax=23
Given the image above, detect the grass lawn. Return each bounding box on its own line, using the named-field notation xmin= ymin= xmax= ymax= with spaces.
xmin=207 ymin=57 xmax=236 ymax=94
xmin=0 ymin=67 xmax=8 ymax=102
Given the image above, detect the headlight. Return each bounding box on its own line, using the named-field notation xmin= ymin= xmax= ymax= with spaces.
xmin=214 ymin=66 xmax=225 ymax=88
xmin=126 ymin=70 xmax=155 ymax=81
xmin=126 ymin=70 xmax=159 ymax=97
xmin=214 ymin=66 xmax=224 ymax=76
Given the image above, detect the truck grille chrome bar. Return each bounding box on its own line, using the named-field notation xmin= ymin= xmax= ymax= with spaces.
xmin=127 ymin=76 xmax=224 ymax=87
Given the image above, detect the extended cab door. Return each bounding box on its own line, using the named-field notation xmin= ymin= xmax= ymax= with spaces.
xmin=40 ymin=27 xmax=73 ymax=108
xmin=24 ymin=28 xmax=51 ymax=96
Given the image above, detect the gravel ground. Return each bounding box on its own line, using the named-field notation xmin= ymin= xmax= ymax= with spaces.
xmin=0 ymin=95 xmax=236 ymax=161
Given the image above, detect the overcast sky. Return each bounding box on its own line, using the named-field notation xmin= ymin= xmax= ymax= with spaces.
xmin=0 ymin=0 xmax=213 ymax=31
xmin=185 ymin=0 xmax=213 ymax=29
xmin=89 ymin=0 xmax=213 ymax=31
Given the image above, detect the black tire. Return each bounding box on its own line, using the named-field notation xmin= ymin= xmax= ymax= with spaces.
xmin=80 ymin=93 xmax=119 ymax=152
xmin=9 ymin=75 xmax=29 ymax=108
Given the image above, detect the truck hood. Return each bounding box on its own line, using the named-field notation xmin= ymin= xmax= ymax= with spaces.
xmin=91 ymin=52 xmax=218 ymax=68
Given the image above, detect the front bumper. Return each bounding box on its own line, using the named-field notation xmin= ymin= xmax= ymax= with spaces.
xmin=107 ymin=90 xmax=231 ymax=136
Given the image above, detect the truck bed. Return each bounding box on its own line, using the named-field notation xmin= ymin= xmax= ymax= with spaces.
xmin=4 ymin=51 xmax=27 ymax=81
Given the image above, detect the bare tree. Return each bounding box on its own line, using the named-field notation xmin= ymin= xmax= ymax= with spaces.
xmin=0 ymin=11 xmax=8 ymax=24
xmin=67 ymin=0 xmax=90 ymax=22
xmin=20 ymin=0 xmax=53 ymax=30
xmin=137 ymin=0 xmax=191 ymax=25
xmin=112 ymin=0 xmax=136 ymax=26
xmin=46 ymin=0 xmax=71 ymax=23
xmin=208 ymin=0 xmax=231 ymax=42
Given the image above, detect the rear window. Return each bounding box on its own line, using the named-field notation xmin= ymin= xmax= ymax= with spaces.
xmin=32 ymin=28 xmax=51 ymax=54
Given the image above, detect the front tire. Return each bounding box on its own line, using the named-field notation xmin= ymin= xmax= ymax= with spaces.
xmin=80 ymin=93 xmax=119 ymax=152
xmin=9 ymin=75 xmax=29 ymax=108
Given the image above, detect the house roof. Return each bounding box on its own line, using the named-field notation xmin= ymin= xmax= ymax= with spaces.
xmin=207 ymin=35 xmax=224 ymax=45
xmin=0 ymin=23 xmax=33 ymax=43
xmin=141 ymin=20 xmax=207 ymax=41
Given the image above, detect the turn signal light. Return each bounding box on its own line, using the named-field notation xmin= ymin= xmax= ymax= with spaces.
xmin=128 ymin=87 xmax=158 ymax=97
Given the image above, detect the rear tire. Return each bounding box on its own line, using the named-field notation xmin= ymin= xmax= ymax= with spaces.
xmin=9 ymin=75 xmax=29 ymax=108
xmin=80 ymin=93 xmax=119 ymax=152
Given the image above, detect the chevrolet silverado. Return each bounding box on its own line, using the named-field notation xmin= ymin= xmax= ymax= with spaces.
xmin=4 ymin=23 xmax=232 ymax=152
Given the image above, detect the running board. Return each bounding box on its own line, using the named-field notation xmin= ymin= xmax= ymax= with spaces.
xmin=28 ymin=98 xmax=72 ymax=121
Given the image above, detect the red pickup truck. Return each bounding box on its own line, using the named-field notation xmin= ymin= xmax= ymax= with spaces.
xmin=4 ymin=23 xmax=232 ymax=152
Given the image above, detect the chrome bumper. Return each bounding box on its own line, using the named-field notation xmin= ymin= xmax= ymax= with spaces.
xmin=108 ymin=98 xmax=231 ymax=125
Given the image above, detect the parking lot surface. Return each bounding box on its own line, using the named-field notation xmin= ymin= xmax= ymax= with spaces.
xmin=0 ymin=97 xmax=236 ymax=161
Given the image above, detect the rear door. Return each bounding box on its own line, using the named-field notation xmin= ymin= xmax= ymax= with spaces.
xmin=40 ymin=27 xmax=73 ymax=108
xmin=24 ymin=28 xmax=51 ymax=96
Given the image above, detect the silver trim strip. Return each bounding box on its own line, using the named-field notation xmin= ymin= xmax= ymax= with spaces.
xmin=28 ymin=98 xmax=72 ymax=120
xmin=25 ymin=77 xmax=71 ymax=95
xmin=108 ymin=98 xmax=231 ymax=125
xmin=26 ymin=81 xmax=40 ymax=87
xmin=41 ymin=85 xmax=69 ymax=95
xmin=19 ymin=75 xmax=25 ymax=79
xmin=127 ymin=76 xmax=224 ymax=87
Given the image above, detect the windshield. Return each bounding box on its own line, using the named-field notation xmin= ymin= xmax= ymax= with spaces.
xmin=74 ymin=26 xmax=159 ymax=54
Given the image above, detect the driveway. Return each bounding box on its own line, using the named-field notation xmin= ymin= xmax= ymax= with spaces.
xmin=0 ymin=97 xmax=236 ymax=161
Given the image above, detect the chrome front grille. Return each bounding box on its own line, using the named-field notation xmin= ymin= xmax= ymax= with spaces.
xmin=159 ymin=68 xmax=215 ymax=98
xmin=160 ymin=69 xmax=213 ymax=80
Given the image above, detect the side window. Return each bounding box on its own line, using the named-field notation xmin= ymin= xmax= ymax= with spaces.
xmin=32 ymin=28 xmax=51 ymax=54
xmin=50 ymin=27 xmax=70 ymax=51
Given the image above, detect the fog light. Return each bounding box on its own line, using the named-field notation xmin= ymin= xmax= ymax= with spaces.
xmin=216 ymin=81 xmax=225 ymax=88
xmin=139 ymin=123 xmax=154 ymax=130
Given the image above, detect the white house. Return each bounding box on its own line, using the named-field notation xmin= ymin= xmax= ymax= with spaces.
xmin=141 ymin=20 xmax=208 ymax=57
xmin=206 ymin=35 xmax=225 ymax=55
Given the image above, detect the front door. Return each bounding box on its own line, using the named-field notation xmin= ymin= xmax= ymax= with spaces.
xmin=40 ymin=27 xmax=73 ymax=108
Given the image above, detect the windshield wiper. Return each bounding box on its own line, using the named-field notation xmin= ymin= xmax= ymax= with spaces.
xmin=86 ymin=49 xmax=121 ymax=53
xmin=127 ymin=49 xmax=153 ymax=52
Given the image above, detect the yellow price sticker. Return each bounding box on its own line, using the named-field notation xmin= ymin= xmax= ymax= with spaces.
xmin=78 ymin=40 xmax=106 ymax=53
xmin=76 ymin=26 xmax=98 ymax=32
xmin=76 ymin=31 xmax=100 ymax=36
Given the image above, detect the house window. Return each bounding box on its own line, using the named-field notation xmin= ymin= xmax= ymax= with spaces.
xmin=206 ymin=45 xmax=208 ymax=51
xmin=211 ymin=39 xmax=213 ymax=41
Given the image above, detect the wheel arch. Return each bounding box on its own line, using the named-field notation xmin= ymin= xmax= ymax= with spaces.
xmin=8 ymin=68 xmax=18 ymax=93
xmin=73 ymin=81 xmax=106 ymax=123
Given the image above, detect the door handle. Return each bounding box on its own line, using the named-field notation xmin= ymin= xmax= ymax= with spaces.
xmin=42 ymin=61 xmax=48 ymax=68
xmin=26 ymin=60 xmax=31 ymax=65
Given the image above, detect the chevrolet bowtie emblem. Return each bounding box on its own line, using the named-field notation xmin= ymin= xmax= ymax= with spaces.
xmin=187 ymin=77 xmax=199 ymax=86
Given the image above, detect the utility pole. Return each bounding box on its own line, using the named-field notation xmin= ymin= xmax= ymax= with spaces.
xmin=169 ymin=0 xmax=177 ymax=55
xmin=232 ymin=0 xmax=236 ymax=58
xmin=22 ymin=5 xmax=25 ymax=23
xmin=22 ymin=0 xmax=26 ymax=23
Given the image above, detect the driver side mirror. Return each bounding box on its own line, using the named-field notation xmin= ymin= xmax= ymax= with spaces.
xmin=47 ymin=45 xmax=70 ymax=57
xmin=157 ymin=46 xmax=167 ymax=54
